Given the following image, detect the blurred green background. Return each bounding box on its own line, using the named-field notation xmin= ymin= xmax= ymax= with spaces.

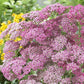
xmin=0 ymin=0 xmax=84 ymax=24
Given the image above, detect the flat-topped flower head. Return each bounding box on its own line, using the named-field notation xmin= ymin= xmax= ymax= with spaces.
xmin=1 ymin=3 xmax=84 ymax=83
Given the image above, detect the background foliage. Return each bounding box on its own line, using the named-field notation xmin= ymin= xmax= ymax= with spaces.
xmin=0 ymin=0 xmax=41 ymax=24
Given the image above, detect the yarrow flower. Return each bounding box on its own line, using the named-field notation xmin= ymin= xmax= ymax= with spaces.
xmin=0 ymin=3 xmax=84 ymax=84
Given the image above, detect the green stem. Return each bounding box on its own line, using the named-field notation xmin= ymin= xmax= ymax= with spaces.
xmin=78 ymin=22 xmax=81 ymax=38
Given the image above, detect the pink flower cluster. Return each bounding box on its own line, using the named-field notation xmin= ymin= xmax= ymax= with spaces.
xmin=0 ymin=3 xmax=84 ymax=84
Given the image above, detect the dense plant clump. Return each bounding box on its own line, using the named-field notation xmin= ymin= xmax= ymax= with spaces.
xmin=0 ymin=3 xmax=84 ymax=84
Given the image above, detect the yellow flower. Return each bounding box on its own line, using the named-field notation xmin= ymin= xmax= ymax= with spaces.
xmin=8 ymin=20 xmax=11 ymax=24
xmin=19 ymin=13 xmax=24 ymax=18
xmin=19 ymin=13 xmax=23 ymax=16
xmin=14 ymin=15 xmax=21 ymax=19
xmin=17 ymin=15 xmax=22 ymax=19
xmin=5 ymin=34 xmax=10 ymax=38
xmin=5 ymin=34 xmax=10 ymax=41
xmin=1 ymin=22 xmax=6 ymax=26
xmin=1 ymin=53 xmax=5 ymax=61
xmin=14 ymin=37 xmax=22 ymax=42
xmin=0 ymin=25 xmax=7 ymax=32
xmin=0 ymin=29 xmax=2 ymax=33
xmin=13 ymin=19 xmax=19 ymax=23
xmin=12 ymin=13 xmax=16 ymax=17
xmin=19 ymin=46 xmax=23 ymax=49
xmin=0 ymin=32 xmax=1 ymax=35
xmin=22 ymin=18 xmax=25 ymax=21
xmin=0 ymin=39 xmax=4 ymax=45
xmin=15 ymin=15 xmax=19 ymax=19
xmin=0 ymin=50 xmax=1 ymax=54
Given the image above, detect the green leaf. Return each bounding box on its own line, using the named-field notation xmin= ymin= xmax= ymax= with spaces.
xmin=27 ymin=58 xmax=32 ymax=63
xmin=80 ymin=63 xmax=84 ymax=68
xmin=11 ymin=79 xmax=19 ymax=84
xmin=30 ymin=69 xmax=37 ymax=76
xmin=62 ymin=70 xmax=75 ymax=78
xmin=22 ymin=74 xmax=29 ymax=80
xmin=22 ymin=69 xmax=37 ymax=80
xmin=61 ymin=31 xmax=67 ymax=35
xmin=4 ymin=81 xmax=11 ymax=84
xmin=16 ymin=1 xmax=22 ymax=5
xmin=82 ymin=69 xmax=84 ymax=72
xmin=10 ymin=0 xmax=15 ymax=5
xmin=3 ymin=2 xmax=11 ymax=6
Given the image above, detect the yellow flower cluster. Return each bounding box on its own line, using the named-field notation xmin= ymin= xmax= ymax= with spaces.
xmin=0 ymin=49 xmax=5 ymax=61
xmin=4 ymin=34 xmax=10 ymax=41
xmin=0 ymin=23 xmax=7 ymax=34
xmin=8 ymin=20 xmax=11 ymax=24
xmin=19 ymin=46 xmax=23 ymax=49
xmin=1 ymin=53 xmax=5 ymax=61
xmin=0 ymin=20 xmax=11 ymax=35
xmin=0 ymin=23 xmax=10 ymax=42
xmin=0 ymin=13 xmax=25 ymax=35
xmin=0 ymin=39 xmax=4 ymax=61
xmin=0 ymin=39 xmax=4 ymax=45
xmin=0 ymin=13 xmax=25 ymax=61
xmin=12 ymin=13 xmax=25 ymax=23
xmin=14 ymin=37 xmax=22 ymax=42
xmin=0 ymin=50 xmax=1 ymax=54
xmin=0 ymin=20 xmax=11 ymax=61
